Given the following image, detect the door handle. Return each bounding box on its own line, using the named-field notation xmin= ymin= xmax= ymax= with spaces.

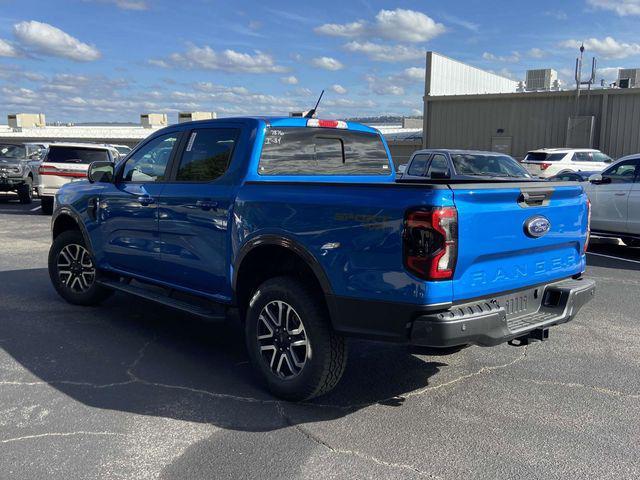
xmin=195 ymin=199 xmax=218 ymax=211
xmin=137 ymin=195 xmax=156 ymax=206
xmin=614 ymin=192 xmax=627 ymax=196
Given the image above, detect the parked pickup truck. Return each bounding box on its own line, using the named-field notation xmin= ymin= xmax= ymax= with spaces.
xmin=48 ymin=117 xmax=595 ymax=400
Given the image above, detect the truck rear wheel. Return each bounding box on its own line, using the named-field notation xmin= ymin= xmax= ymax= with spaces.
xmin=245 ymin=276 xmax=347 ymax=401
xmin=41 ymin=196 xmax=54 ymax=215
xmin=48 ymin=230 xmax=112 ymax=306
xmin=17 ymin=179 xmax=33 ymax=204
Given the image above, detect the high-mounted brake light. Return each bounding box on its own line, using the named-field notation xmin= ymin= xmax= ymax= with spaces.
xmin=584 ymin=198 xmax=591 ymax=254
xmin=306 ymin=119 xmax=347 ymax=129
xmin=540 ymin=163 xmax=552 ymax=170
xmin=403 ymin=207 xmax=458 ymax=281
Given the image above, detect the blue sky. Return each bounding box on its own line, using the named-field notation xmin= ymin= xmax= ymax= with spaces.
xmin=0 ymin=0 xmax=639 ymax=122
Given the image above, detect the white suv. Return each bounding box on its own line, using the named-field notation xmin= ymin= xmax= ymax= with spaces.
xmin=38 ymin=143 xmax=119 ymax=214
xmin=522 ymin=148 xmax=613 ymax=178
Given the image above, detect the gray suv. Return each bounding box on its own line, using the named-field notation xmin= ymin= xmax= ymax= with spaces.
xmin=0 ymin=143 xmax=39 ymax=204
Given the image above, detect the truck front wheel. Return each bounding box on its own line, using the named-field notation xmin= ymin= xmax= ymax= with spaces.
xmin=245 ymin=276 xmax=347 ymax=401
xmin=17 ymin=179 xmax=33 ymax=204
xmin=48 ymin=230 xmax=112 ymax=306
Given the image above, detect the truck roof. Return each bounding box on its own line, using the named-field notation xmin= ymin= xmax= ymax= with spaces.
xmin=413 ymin=149 xmax=513 ymax=156
xmin=167 ymin=116 xmax=380 ymax=135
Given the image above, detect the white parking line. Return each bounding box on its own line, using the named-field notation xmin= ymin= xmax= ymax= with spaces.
xmin=30 ymin=206 xmax=41 ymax=212
xmin=588 ymin=252 xmax=640 ymax=264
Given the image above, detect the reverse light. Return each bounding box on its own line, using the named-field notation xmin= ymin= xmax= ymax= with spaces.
xmin=584 ymin=198 xmax=591 ymax=254
xmin=403 ymin=207 xmax=458 ymax=281
xmin=306 ymin=119 xmax=347 ymax=129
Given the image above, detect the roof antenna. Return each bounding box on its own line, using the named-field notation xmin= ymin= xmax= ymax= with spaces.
xmin=305 ymin=90 xmax=325 ymax=118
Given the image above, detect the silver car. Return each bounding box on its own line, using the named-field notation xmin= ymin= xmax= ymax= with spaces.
xmin=586 ymin=155 xmax=640 ymax=246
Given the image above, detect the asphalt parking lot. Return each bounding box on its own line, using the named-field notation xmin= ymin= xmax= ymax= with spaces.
xmin=1 ymin=196 xmax=639 ymax=480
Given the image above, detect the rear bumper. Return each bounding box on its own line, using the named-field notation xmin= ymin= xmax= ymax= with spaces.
xmin=410 ymin=278 xmax=595 ymax=347
xmin=328 ymin=277 xmax=595 ymax=347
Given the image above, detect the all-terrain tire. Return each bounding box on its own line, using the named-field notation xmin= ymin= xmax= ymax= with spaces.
xmin=41 ymin=196 xmax=54 ymax=215
xmin=245 ymin=276 xmax=347 ymax=401
xmin=17 ymin=178 xmax=33 ymax=204
xmin=48 ymin=230 xmax=112 ymax=306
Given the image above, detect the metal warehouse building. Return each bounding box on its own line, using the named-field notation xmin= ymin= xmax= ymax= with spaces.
xmin=422 ymin=52 xmax=640 ymax=160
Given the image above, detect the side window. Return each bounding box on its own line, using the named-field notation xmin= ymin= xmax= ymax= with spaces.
xmin=573 ymin=152 xmax=593 ymax=162
xmin=603 ymin=160 xmax=639 ymax=183
xmin=407 ymin=154 xmax=429 ymax=176
xmin=176 ymin=128 xmax=239 ymax=182
xmin=426 ymin=154 xmax=448 ymax=177
xmin=121 ymin=133 xmax=178 ymax=182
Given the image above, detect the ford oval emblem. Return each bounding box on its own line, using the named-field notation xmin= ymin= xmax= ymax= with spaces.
xmin=525 ymin=216 xmax=551 ymax=238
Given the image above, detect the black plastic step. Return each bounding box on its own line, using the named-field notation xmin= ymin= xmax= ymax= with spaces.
xmin=98 ymin=279 xmax=227 ymax=321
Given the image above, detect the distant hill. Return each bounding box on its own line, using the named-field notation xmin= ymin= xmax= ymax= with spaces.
xmin=346 ymin=115 xmax=423 ymax=124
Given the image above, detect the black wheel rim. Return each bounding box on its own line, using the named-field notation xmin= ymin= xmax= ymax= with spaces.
xmin=257 ymin=300 xmax=309 ymax=379
xmin=57 ymin=244 xmax=96 ymax=293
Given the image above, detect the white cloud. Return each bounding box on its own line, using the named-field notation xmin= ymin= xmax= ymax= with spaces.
xmin=315 ymin=21 xmax=366 ymax=38
xmin=560 ymin=37 xmax=640 ymax=59
xmin=403 ymin=67 xmax=425 ymax=81
xmin=482 ymin=51 xmax=521 ymax=63
xmin=311 ymin=56 xmax=344 ymax=71
xmin=13 ymin=21 xmax=101 ymax=61
xmin=344 ymin=41 xmax=424 ymax=62
xmin=544 ymin=9 xmax=568 ymax=20
xmin=374 ymin=9 xmax=446 ymax=43
xmin=331 ymin=84 xmax=347 ymax=94
xmin=89 ymin=0 xmax=149 ymax=9
xmin=152 ymin=44 xmax=287 ymax=73
xmin=587 ymin=0 xmax=640 ymax=16
xmin=0 ymin=39 xmax=19 ymax=58
xmin=366 ymin=75 xmax=405 ymax=95
xmin=316 ymin=8 xmax=445 ymax=43
xmin=528 ymin=48 xmax=545 ymax=58
xmin=280 ymin=75 xmax=299 ymax=85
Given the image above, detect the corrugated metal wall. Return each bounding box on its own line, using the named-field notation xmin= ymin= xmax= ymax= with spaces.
xmin=424 ymin=89 xmax=640 ymax=159
xmin=426 ymin=52 xmax=519 ymax=96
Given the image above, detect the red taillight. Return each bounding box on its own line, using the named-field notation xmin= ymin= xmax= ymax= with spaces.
xmin=403 ymin=207 xmax=458 ymax=281
xmin=584 ymin=198 xmax=591 ymax=253
xmin=306 ymin=119 xmax=347 ymax=129
xmin=540 ymin=163 xmax=551 ymax=170
xmin=38 ymin=165 xmax=86 ymax=178
xmin=39 ymin=165 xmax=57 ymax=175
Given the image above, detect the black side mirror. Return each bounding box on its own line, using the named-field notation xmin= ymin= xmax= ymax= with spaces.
xmin=88 ymin=161 xmax=115 ymax=184
xmin=430 ymin=168 xmax=451 ymax=180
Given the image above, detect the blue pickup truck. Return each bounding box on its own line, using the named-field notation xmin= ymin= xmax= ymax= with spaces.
xmin=48 ymin=117 xmax=595 ymax=400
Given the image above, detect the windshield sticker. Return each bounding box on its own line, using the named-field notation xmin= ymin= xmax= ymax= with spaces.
xmin=265 ymin=129 xmax=285 ymax=145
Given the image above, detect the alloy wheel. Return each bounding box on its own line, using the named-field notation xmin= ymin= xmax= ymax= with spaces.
xmin=57 ymin=244 xmax=96 ymax=293
xmin=257 ymin=300 xmax=309 ymax=379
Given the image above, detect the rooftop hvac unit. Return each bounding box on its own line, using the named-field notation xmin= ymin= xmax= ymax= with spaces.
xmin=178 ymin=111 xmax=217 ymax=123
xmin=618 ymin=69 xmax=640 ymax=88
xmin=525 ymin=69 xmax=558 ymax=91
xmin=141 ymin=113 xmax=168 ymax=128
xmin=8 ymin=113 xmax=46 ymax=130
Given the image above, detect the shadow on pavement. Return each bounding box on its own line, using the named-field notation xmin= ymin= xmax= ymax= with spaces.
xmin=1 ymin=268 xmax=445 ymax=432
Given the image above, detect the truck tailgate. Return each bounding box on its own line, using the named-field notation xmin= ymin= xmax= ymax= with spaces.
xmin=450 ymin=183 xmax=588 ymax=302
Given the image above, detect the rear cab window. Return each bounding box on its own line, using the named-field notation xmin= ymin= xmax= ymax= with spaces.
xmin=258 ymin=127 xmax=391 ymax=176
xmin=46 ymin=147 xmax=110 ymax=164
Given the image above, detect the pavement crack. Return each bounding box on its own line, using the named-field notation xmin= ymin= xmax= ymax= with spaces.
xmin=0 ymin=431 xmax=126 ymax=444
xmin=307 ymin=346 xmax=529 ymax=410
xmin=275 ymin=403 xmax=440 ymax=478
xmin=508 ymin=377 xmax=640 ymax=400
